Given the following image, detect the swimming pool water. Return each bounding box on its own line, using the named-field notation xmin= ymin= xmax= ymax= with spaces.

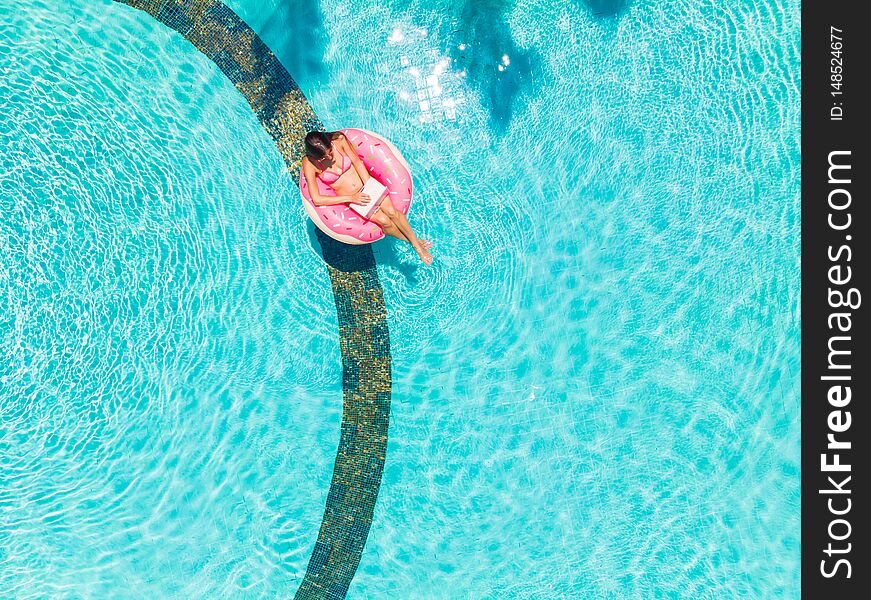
xmin=0 ymin=0 xmax=800 ymax=597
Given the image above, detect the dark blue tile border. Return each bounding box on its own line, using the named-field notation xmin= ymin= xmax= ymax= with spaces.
xmin=112 ymin=3 xmax=393 ymax=597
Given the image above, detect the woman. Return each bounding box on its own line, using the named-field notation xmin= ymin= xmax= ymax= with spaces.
xmin=301 ymin=131 xmax=433 ymax=265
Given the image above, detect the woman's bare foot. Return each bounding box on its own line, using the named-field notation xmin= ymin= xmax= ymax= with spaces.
xmin=420 ymin=239 xmax=433 ymax=250
xmin=414 ymin=243 xmax=433 ymax=265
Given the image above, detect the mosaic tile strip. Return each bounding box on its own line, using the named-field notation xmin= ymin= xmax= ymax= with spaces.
xmin=297 ymin=231 xmax=392 ymax=600
xmin=112 ymin=2 xmax=392 ymax=597
xmin=119 ymin=0 xmax=322 ymax=175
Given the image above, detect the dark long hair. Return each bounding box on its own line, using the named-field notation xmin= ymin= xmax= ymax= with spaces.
xmin=304 ymin=131 xmax=340 ymax=162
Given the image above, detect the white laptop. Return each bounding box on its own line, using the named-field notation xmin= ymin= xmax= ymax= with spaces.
xmin=350 ymin=177 xmax=388 ymax=219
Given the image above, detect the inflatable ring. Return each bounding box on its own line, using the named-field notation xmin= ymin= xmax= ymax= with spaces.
xmin=300 ymin=128 xmax=413 ymax=245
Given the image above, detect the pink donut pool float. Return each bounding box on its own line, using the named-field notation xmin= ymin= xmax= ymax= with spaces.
xmin=299 ymin=128 xmax=413 ymax=245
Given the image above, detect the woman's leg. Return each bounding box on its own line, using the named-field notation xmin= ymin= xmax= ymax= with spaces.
xmin=370 ymin=207 xmax=432 ymax=265
xmin=379 ymin=198 xmax=433 ymax=258
xmin=370 ymin=210 xmax=409 ymax=242
xmin=381 ymin=221 xmax=410 ymax=243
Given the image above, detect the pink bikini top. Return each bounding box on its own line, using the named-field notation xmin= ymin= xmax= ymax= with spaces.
xmin=315 ymin=147 xmax=351 ymax=184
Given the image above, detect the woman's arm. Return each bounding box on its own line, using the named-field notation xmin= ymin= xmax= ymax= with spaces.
xmin=302 ymin=157 xmax=367 ymax=206
xmin=337 ymin=133 xmax=372 ymax=184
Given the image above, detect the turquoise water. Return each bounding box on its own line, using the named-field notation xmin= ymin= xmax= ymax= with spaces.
xmin=0 ymin=0 xmax=800 ymax=597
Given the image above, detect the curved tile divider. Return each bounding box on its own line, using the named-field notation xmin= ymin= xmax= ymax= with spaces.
xmin=112 ymin=2 xmax=392 ymax=597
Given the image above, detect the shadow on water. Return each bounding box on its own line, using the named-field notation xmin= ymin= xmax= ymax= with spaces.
xmin=255 ymin=0 xmax=328 ymax=86
xmin=580 ymin=0 xmax=630 ymax=18
xmin=371 ymin=238 xmax=422 ymax=283
xmin=304 ymin=221 xmax=420 ymax=283
xmin=445 ymin=0 xmax=539 ymax=133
